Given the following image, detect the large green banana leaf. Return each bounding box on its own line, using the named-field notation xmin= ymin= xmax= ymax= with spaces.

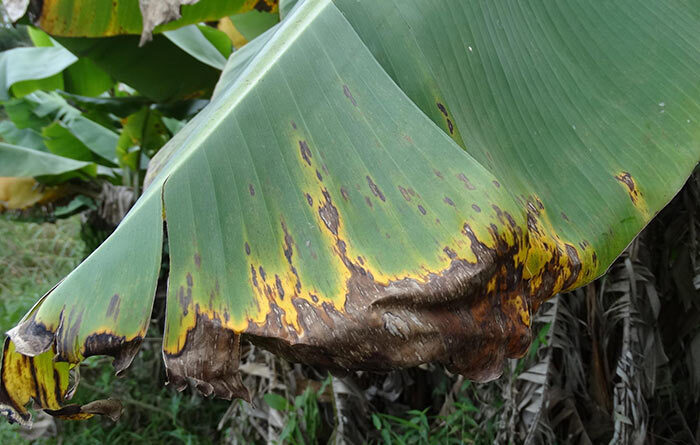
xmin=1 ymin=0 xmax=698 ymax=424
xmin=0 ymin=46 xmax=77 ymax=100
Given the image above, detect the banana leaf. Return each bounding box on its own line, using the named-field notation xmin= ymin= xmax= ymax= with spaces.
xmin=1 ymin=0 xmax=698 ymax=425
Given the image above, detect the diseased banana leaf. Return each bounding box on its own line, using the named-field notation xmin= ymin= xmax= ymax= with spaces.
xmin=6 ymin=0 xmax=278 ymax=41
xmin=1 ymin=0 xmax=698 ymax=424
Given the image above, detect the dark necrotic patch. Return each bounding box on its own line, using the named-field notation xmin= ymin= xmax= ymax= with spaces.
xmin=254 ymin=0 xmax=273 ymax=11
xmin=443 ymin=247 xmax=457 ymax=259
xmin=245 ymin=242 xmax=251 ymax=255
xmin=436 ymin=102 xmax=448 ymax=116
xmin=258 ymin=266 xmax=266 ymax=281
xmin=472 ymin=204 xmax=481 ymax=212
xmin=443 ymin=196 xmax=455 ymax=207
xmin=492 ymin=180 xmax=501 ymax=188
xmin=186 ymin=273 xmax=193 ymax=287
xmin=340 ymin=186 xmax=349 ymax=201
xmin=305 ymin=193 xmax=313 ymax=206
xmin=291 ymin=121 xmax=297 ymax=129
xmin=447 ymin=119 xmax=454 ymax=134
xmin=418 ymin=205 xmax=427 ymax=215
xmin=248 ymin=184 xmax=255 ymax=196
xmin=194 ymin=253 xmax=201 ymax=268
xmin=365 ymin=196 xmax=373 ymax=208
xmin=316 ymin=170 xmax=323 ymax=181
xmin=398 ymin=186 xmax=411 ymax=202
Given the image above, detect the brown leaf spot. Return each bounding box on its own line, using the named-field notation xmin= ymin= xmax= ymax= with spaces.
xmin=561 ymin=212 xmax=569 ymax=222
xmin=471 ymin=204 xmax=481 ymax=212
xmin=318 ymin=189 xmax=339 ymax=236
xmin=186 ymin=273 xmax=193 ymax=288
xmin=106 ymin=294 xmax=120 ymax=320
xmin=418 ymin=205 xmax=427 ymax=215
xmin=343 ymin=85 xmax=357 ymax=106
xmin=281 ymin=220 xmax=294 ymax=265
xmin=291 ymin=121 xmax=297 ymax=129
xmin=275 ymin=275 xmax=285 ymax=300
xmin=398 ymin=185 xmax=411 ymax=202
xmin=244 ymin=242 xmax=251 ymax=255
xmin=436 ymin=102 xmax=448 ymax=117
xmin=365 ymin=196 xmax=373 ymax=208
xmin=299 ymin=141 xmax=312 ymax=166
xmin=194 ymin=253 xmax=201 ymax=268
xmin=248 ymin=184 xmax=255 ymax=196
xmin=340 ymin=186 xmax=349 ymax=201
xmin=305 ymin=193 xmax=313 ymax=206
xmin=251 ymin=264 xmax=258 ymax=288
xmin=614 ymin=171 xmax=642 ymax=205
xmin=457 ymin=173 xmax=476 ymax=190
xmin=316 ymin=170 xmax=323 ymax=181
xmin=178 ymin=286 xmax=191 ymax=316
xmin=492 ymin=180 xmax=501 ymax=188
xmin=366 ymin=176 xmax=385 ymax=202
xmin=434 ymin=170 xmax=444 ymax=179
xmin=258 ymin=266 xmax=267 ymax=282
xmin=443 ymin=196 xmax=455 ymax=207
xmin=447 ymin=118 xmax=454 ymax=134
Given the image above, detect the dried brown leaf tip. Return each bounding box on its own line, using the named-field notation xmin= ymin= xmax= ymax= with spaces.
xmin=138 ymin=0 xmax=199 ymax=46
xmin=164 ymin=314 xmax=250 ymax=401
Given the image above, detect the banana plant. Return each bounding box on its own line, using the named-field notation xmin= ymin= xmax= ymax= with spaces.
xmin=0 ymin=0 xmax=698 ymax=424
xmin=0 ymin=1 xmax=281 ymax=216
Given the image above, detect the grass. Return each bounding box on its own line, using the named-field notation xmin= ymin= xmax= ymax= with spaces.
xmin=0 ymin=216 xmax=85 ymax=336
xmin=0 ymin=216 xmax=86 ymax=443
